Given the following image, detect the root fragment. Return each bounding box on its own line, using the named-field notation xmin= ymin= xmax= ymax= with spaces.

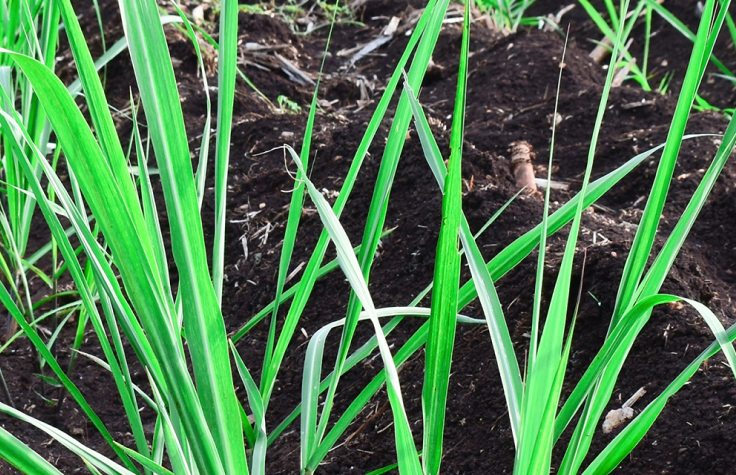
xmin=509 ymin=140 xmax=538 ymax=194
xmin=602 ymin=386 xmax=647 ymax=433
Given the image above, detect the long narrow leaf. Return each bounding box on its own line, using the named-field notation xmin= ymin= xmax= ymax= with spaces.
xmin=230 ymin=342 xmax=267 ymax=475
xmin=288 ymin=146 xmax=422 ymax=474
xmin=212 ymin=0 xmax=238 ymax=301
xmin=582 ymin=297 xmax=736 ymax=474
xmin=404 ymin=73 xmax=523 ymax=445
xmin=422 ymin=3 xmax=469 ymax=473
xmin=0 ymin=426 xmax=64 ymax=475
xmin=116 ymin=0 xmax=248 ymax=471
xmin=263 ymin=0 xmax=339 ymax=389
xmin=0 ymin=402 xmax=137 ymax=475
xmin=315 ymin=0 xmax=452 ymax=450
xmin=517 ymin=3 xmax=629 ymax=472
xmin=561 ymin=3 xmax=730 ymax=471
xmin=0 ymin=50 xmax=226 ymax=475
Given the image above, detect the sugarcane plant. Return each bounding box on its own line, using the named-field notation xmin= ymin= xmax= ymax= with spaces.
xmin=0 ymin=0 xmax=735 ymax=474
xmin=0 ymin=0 xmax=88 ymax=408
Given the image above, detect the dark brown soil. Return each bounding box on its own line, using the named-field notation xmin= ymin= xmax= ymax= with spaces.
xmin=3 ymin=1 xmax=736 ymax=474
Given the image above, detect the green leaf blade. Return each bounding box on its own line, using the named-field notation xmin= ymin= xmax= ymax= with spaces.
xmin=115 ymin=1 xmax=248 ymax=472
xmin=422 ymin=2 xmax=470 ymax=474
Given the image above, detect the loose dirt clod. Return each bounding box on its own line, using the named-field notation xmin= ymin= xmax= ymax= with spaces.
xmin=509 ymin=140 xmax=538 ymax=194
